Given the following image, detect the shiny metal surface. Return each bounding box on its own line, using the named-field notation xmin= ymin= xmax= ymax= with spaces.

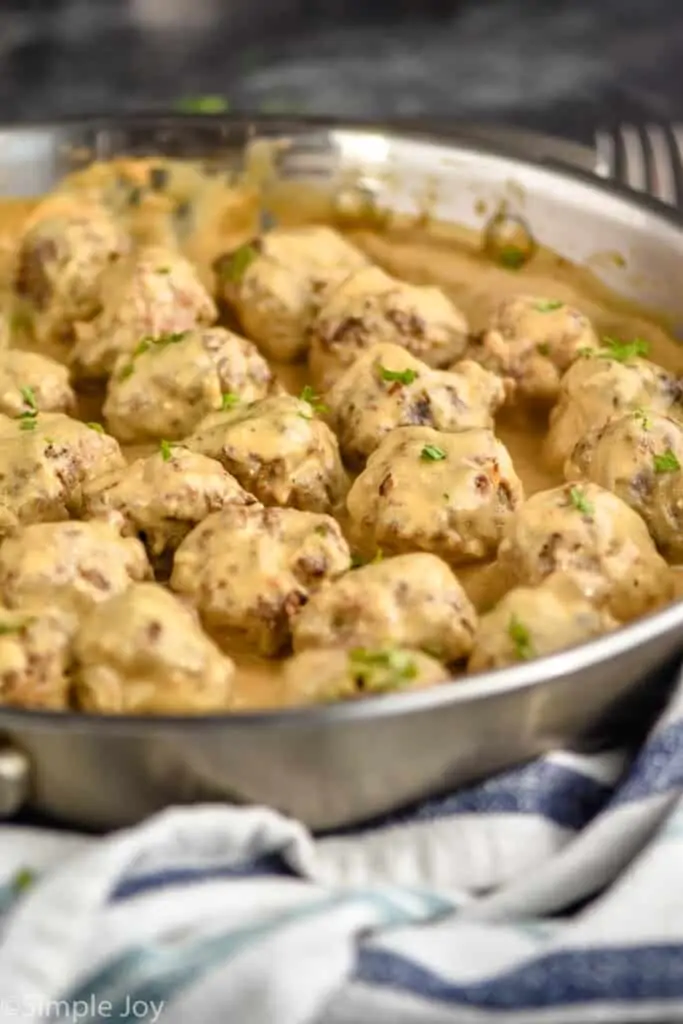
xmin=1 ymin=115 xmax=682 ymax=832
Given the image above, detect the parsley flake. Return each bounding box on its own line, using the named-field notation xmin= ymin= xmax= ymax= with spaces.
xmin=159 ymin=440 xmax=180 ymax=461
xmin=508 ymin=615 xmax=535 ymax=661
xmin=498 ymin=246 xmax=526 ymax=270
xmin=175 ymin=95 xmax=230 ymax=114
xmin=221 ymin=392 xmax=240 ymax=411
xmin=11 ymin=867 xmax=36 ymax=893
xmin=86 ymin=422 xmax=104 ymax=434
xmin=653 ymin=449 xmax=681 ymax=474
xmin=20 ymin=386 xmax=37 ymax=411
xmin=632 ymin=407 xmax=652 ymax=431
xmin=0 ymin=617 xmax=32 ymax=636
xmin=299 ymin=385 xmax=328 ymax=415
xmin=601 ymin=336 xmax=650 ymax=362
xmin=220 ymin=243 xmax=258 ymax=283
xmin=569 ymin=486 xmax=595 ymax=516
xmin=348 ymin=647 xmax=419 ymax=691
xmin=118 ymin=363 xmax=134 ymax=381
xmin=536 ymin=342 xmax=551 ymax=356
xmin=420 ymin=444 xmax=446 ymax=462
xmin=379 ymin=365 xmax=418 ymax=385
xmin=535 ymin=300 xmax=563 ymax=312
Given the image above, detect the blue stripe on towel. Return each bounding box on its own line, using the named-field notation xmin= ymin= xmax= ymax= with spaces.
xmin=110 ymin=852 xmax=298 ymax=902
xmin=612 ymin=720 xmax=683 ymax=805
xmin=355 ymin=944 xmax=683 ymax=1009
xmin=326 ymin=759 xmax=615 ymax=838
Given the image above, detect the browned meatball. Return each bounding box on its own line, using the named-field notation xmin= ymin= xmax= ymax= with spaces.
xmin=326 ymin=341 xmax=506 ymax=467
xmin=470 ymin=295 xmax=600 ymax=407
xmin=309 ymin=266 xmax=469 ymax=390
xmin=0 ymin=412 xmax=125 ymax=531
xmin=14 ymin=194 xmax=129 ymax=343
xmin=170 ymin=505 xmax=351 ymax=655
xmin=70 ymin=245 xmax=216 ymax=380
xmin=185 ymin=394 xmax=347 ymax=514
xmin=291 ymin=552 xmax=477 ymax=663
xmin=281 ymin=646 xmax=449 ymax=705
xmin=0 ymin=608 xmax=72 ymax=709
xmin=103 ymin=325 xmax=278 ymax=443
xmin=73 ymin=583 xmax=235 ymax=715
xmin=82 ymin=446 xmax=257 ymax=560
xmin=468 ymin=574 xmax=617 ymax=673
xmin=565 ymin=410 xmax=683 ymax=561
xmin=0 ymin=520 xmax=151 ymax=625
xmin=0 ymin=351 xmax=75 ymax=419
xmin=497 ymin=482 xmax=674 ymax=621
xmin=347 ymin=426 xmax=524 ymax=564
xmin=545 ymin=349 xmax=682 ymax=470
xmin=217 ymin=226 xmax=369 ymax=362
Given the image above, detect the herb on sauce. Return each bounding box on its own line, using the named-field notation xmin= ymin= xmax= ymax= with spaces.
xmin=348 ymin=647 xmax=418 ymax=689
xmin=633 ymin=407 xmax=652 ymax=430
xmin=221 ymin=392 xmax=240 ymax=411
xmin=11 ymin=308 xmax=32 ymax=335
xmin=508 ymin=615 xmax=535 ymax=661
xmin=221 ymin=243 xmax=258 ymax=283
xmin=569 ymin=486 xmax=595 ymax=516
xmin=351 ymin=549 xmax=383 ymax=568
xmin=17 ymin=387 xmax=38 ymax=430
xmin=535 ymin=300 xmax=563 ymax=312
xmin=601 ymin=336 xmax=649 ymax=362
xmin=536 ymin=342 xmax=551 ymax=356
xmin=577 ymin=346 xmax=595 ymax=358
xmin=498 ymin=246 xmax=526 ymax=270
xmin=118 ymin=363 xmax=135 ymax=381
xmin=160 ymin=440 xmax=180 ymax=461
xmin=653 ymin=449 xmax=681 ymax=474
xmin=20 ymin=386 xmax=37 ymax=411
xmin=379 ymin=365 xmax=418 ymax=385
xmin=11 ymin=867 xmax=36 ymax=893
xmin=156 ymin=266 xmax=171 ymax=274
xmin=86 ymin=422 xmax=105 ymax=434
xmin=0 ymin=618 xmax=32 ymax=636
xmin=175 ymin=96 xmax=230 ymax=114
xmin=299 ymin=385 xmax=328 ymax=415
xmin=420 ymin=444 xmax=446 ymax=462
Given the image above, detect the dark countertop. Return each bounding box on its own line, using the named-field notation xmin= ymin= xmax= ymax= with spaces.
xmin=0 ymin=0 xmax=682 ymax=142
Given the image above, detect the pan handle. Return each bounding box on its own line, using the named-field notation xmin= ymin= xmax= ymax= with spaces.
xmin=0 ymin=742 xmax=30 ymax=817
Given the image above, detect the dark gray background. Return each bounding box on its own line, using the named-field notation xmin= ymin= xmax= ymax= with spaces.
xmin=1 ymin=0 xmax=682 ymax=141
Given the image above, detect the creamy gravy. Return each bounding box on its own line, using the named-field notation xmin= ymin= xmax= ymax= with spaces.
xmin=2 ymin=182 xmax=683 ymax=710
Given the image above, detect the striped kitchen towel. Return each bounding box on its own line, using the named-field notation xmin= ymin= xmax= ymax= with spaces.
xmin=1 ymin=671 xmax=683 ymax=1022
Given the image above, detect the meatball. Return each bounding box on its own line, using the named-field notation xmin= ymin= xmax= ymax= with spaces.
xmin=170 ymin=505 xmax=351 ymax=655
xmin=102 ymin=325 xmax=278 ymax=443
xmin=14 ymin=194 xmax=129 ymax=344
xmin=291 ymin=552 xmax=477 ymax=663
xmin=281 ymin=646 xmax=449 ymax=705
xmin=545 ymin=350 xmax=682 ymax=470
xmin=346 ymin=426 xmax=524 ymax=564
xmin=82 ymin=446 xmax=257 ymax=560
xmin=70 ymin=245 xmax=216 ymax=380
xmin=470 ymin=294 xmax=600 ymax=407
xmin=185 ymin=394 xmax=347 ymax=514
xmin=73 ymin=583 xmax=235 ymax=715
xmin=468 ymin=574 xmax=617 ymax=673
xmin=309 ymin=266 xmax=469 ymax=391
xmin=565 ymin=409 xmax=683 ymax=561
xmin=326 ymin=342 xmax=506 ymax=467
xmin=0 ymin=520 xmax=151 ymax=626
xmin=497 ymin=482 xmax=674 ymax=621
xmin=0 ymin=350 xmax=75 ymax=419
xmin=217 ymin=226 xmax=369 ymax=362
xmin=0 ymin=608 xmax=72 ymax=710
xmin=0 ymin=412 xmax=125 ymax=530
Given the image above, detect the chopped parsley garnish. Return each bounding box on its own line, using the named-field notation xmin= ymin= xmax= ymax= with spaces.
xmin=86 ymin=422 xmax=104 ymax=434
xmin=379 ymin=365 xmax=418 ymax=385
xmin=159 ymin=440 xmax=180 ymax=461
xmin=120 ymin=332 xmax=188 ymax=379
xmin=221 ymin=392 xmax=240 ymax=410
xmin=0 ymin=617 xmax=32 ymax=636
xmin=601 ymin=336 xmax=650 ymax=362
xmin=577 ymin=346 xmax=595 ymax=358
xmin=220 ymin=243 xmax=258 ymax=283
xmin=498 ymin=246 xmax=526 ymax=270
xmin=347 ymin=647 xmax=418 ymax=690
xmin=535 ymin=300 xmax=563 ymax=312
xmin=11 ymin=867 xmax=36 ymax=893
xmin=569 ymin=486 xmax=595 ymax=516
xmin=536 ymin=342 xmax=551 ymax=356
xmin=11 ymin=308 xmax=33 ymax=334
xmin=420 ymin=443 xmax=446 ymax=462
xmin=299 ymin=385 xmax=328 ymax=415
xmin=118 ymin=363 xmax=135 ymax=381
xmin=653 ymin=449 xmax=681 ymax=474
xmin=20 ymin=386 xmax=36 ymax=411
xmin=175 ymin=95 xmax=230 ymax=114
xmin=314 ymin=524 xmax=329 ymax=536
xmin=508 ymin=615 xmax=535 ymax=661
xmin=156 ymin=266 xmax=171 ymax=274
xmin=351 ymin=549 xmax=383 ymax=568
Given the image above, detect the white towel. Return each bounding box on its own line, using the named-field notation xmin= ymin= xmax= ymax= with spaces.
xmin=1 ymin=667 xmax=683 ymax=1023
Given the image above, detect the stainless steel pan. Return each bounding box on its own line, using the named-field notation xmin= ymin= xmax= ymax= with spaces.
xmin=1 ymin=115 xmax=682 ymax=833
